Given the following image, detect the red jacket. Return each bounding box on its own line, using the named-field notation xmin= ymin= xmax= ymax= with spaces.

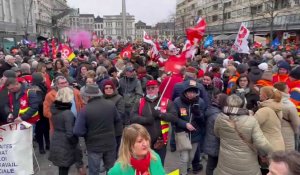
xmin=272 ymin=73 xmax=289 ymax=84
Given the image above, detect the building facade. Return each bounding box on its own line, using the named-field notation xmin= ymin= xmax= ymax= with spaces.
xmin=135 ymin=21 xmax=152 ymax=40
xmin=69 ymin=8 xmax=80 ymax=31
xmin=79 ymin=14 xmax=95 ymax=33
xmin=94 ymin=16 xmax=104 ymax=36
xmin=0 ymin=0 xmax=36 ymax=48
xmin=103 ymin=13 xmax=135 ymax=40
xmin=176 ymin=0 xmax=300 ymax=43
xmin=154 ymin=22 xmax=175 ymax=40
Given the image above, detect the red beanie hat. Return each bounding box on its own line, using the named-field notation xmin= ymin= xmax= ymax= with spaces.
xmin=102 ymin=79 xmax=116 ymax=91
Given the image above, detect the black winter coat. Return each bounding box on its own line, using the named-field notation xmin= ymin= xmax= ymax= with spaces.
xmin=203 ymin=105 xmax=221 ymax=157
xmin=49 ymin=101 xmax=78 ymax=167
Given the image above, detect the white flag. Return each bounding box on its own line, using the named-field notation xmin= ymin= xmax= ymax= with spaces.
xmin=143 ymin=31 xmax=155 ymax=45
xmin=233 ymin=23 xmax=250 ymax=54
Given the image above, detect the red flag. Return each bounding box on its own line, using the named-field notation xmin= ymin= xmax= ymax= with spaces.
xmin=52 ymin=39 xmax=57 ymax=59
xmin=58 ymin=43 xmax=63 ymax=52
xmin=61 ymin=44 xmax=74 ymax=59
xmin=43 ymin=41 xmax=49 ymax=57
xmin=143 ymin=31 xmax=154 ymax=45
xmin=164 ymin=51 xmax=187 ymax=73
xmin=253 ymin=41 xmax=262 ymax=48
xmin=120 ymin=45 xmax=133 ymax=59
xmin=186 ymin=18 xmax=207 ymax=45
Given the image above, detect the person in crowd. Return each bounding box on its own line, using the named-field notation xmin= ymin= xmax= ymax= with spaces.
xmin=202 ymin=72 xmax=220 ymax=99
xmin=32 ymin=72 xmax=50 ymax=154
xmin=136 ymin=66 xmax=153 ymax=92
xmin=226 ymin=63 xmax=248 ymax=94
xmin=48 ymin=87 xmax=79 ymax=175
xmin=203 ymin=93 xmax=228 ymax=175
xmin=108 ymin=124 xmax=165 ymax=175
xmin=80 ymin=70 xmax=97 ymax=104
xmin=76 ymin=65 xmax=89 ymax=87
xmin=53 ymin=59 xmax=65 ymax=78
xmin=273 ymin=60 xmax=291 ymax=83
xmin=0 ymin=55 xmax=16 ymax=77
xmin=6 ymin=77 xmax=42 ymax=124
xmin=61 ymin=67 xmax=76 ymax=85
xmin=108 ymin=67 xmax=119 ymax=87
xmin=101 ymin=80 xmax=125 ymax=157
xmin=118 ymin=66 xmax=143 ymax=126
xmin=231 ymin=75 xmax=260 ymax=112
xmin=130 ymin=80 xmax=177 ymax=164
xmin=288 ymin=66 xmax=300 ymax=117
xmin=173 ymin=80 xmax=206 ymax=175
xmin=36 ymin=62 xmax=51 ymax=91
xmin=69 ymin=58 xmax=79 ymax=78
xmin=19 ymin=63 xmax=32 ymax=85
xmin=45 ymin=59 xmax=54 ymax=80
xmin=273 ymin=82 xmax=300 ymax=151
xmin=172 ymin=66 xmax=209 ymax=172
xmin=0 ymin=70 xmax=16 ymax=125
xmin=214 ymin=94 xmax=271 ymax=175
xmin=254 ymin=86 xmax=285 ymax=152
xmin=74 ymin=84 xmax=120 ymax=175
xmin=268 ymin=151 xmax=300 ymax=175
xmin=95 ymin=66 xmax=110 ymax=89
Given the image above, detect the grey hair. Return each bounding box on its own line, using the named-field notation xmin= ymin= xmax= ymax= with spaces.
xmin=56 ymin=87 xmax=74 ymax=103
xmin=226 ymin=94 xmax=244 ymax=108
xmin=96 ymin=66 xmax=107 ymax=77
xmin=20 ymin=63 xmax=31 ymax=74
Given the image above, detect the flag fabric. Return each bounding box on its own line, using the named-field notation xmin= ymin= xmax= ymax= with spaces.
xmin=120 ymin=45 xmax=133 ymax=59
xmin=182 ymin=40 xmax=192 ymax=52
xmin=204 ymin=35 xmax=214 ymax=48
xmin=186 ymin=17 xmax=207 ymax=45
xmin=167 ymin=40 xmax=176 ymax=50
xmin=232 ymin=23 xmax=250 ymax=54
xmin=164 ymin=50 xmax=188 ymax=73
xmin=51 ymin=39 xmax=57 ymax=59
xmin=168 ymin=169 xmax=180 ymax=175
xmin=272 ymin=38 xmax=281 ymax=49
xmin=61 ymin=44 xmax=75 ymax=61
xmin=43 ymin=41 xmax=49 ymax=57
xmin=253 ymin=41 xmax=262 ymax=48
xmin=143 ymin=31 xmax=155 ymax=45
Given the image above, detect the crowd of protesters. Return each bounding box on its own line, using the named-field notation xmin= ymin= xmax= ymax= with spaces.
xmin=0 ymin=39 xmax=300 ymax=175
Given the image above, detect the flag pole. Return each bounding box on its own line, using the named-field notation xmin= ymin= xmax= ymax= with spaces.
xmin=154 ymin=73 xmax=172 ymax=110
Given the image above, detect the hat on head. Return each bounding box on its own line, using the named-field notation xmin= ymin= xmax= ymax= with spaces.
xmin=258 ymin=63 xmax=268 ymax=71
xmin=3 ymin=70 xmax=16 ymax=78
xmin=125 ymin=66 xmax=135 ymax=72
xmin=32 ymin=72 xmax=44 ymax=85
xmin=101 ymin=79 xmax=116 ymax=91
xmin=186 ymin=66 xmax=198 ymax=74
xmin=146 ymin=80 xmax=158 ymax=87
xmin=82 ymin=84 xmax=103 ymax=97
xmin=91 ymin=61 xmax=97 ymax=66
xmin=248 ymin=68 xmax=263 ymax=83
xmin=289 ymin=66 xmax=300 ymax=80
xmin=277 ymin=60 xmax=291 ymax=71
xmin=236 ymin=64 xmax=249 ymax=74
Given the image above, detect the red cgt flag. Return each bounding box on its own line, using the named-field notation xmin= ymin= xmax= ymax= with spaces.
xmin=120 ymin=45 xmax=133 ymax=59
xmin=186 ymin=17 xmax=207 ymax=45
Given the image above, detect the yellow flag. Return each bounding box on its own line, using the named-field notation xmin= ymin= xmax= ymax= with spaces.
xmin=67 ymin=52 xmax=76 ymax=62
xmin=168 ymin=169 xmax=179 ymax=175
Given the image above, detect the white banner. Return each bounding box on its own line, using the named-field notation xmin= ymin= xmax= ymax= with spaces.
xmin=0 ymin=122 xmax=33 ymax=175
xmin=233 ymin=23 xmax=250 ymax=54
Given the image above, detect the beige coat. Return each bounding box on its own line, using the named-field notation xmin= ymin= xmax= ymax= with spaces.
xmin=254 ymin=99 xmax=285 ymax=152
xmin=280 ymin=93 xmax=300 ymax=151
xmin=214 ymin=113 xmax=271 ymax=175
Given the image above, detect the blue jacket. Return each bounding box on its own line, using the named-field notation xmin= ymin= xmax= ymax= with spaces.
xmin=203 ymin=104 xmax=221 ymax=157
xmin=174 ymin=95 xmax=206 ymax=144
xmin=172 ymin=77 xmax=211 ymax=108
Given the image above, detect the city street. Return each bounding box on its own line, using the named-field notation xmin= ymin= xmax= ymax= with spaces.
xmin=33 ymin=141 xmax=206 ymax=175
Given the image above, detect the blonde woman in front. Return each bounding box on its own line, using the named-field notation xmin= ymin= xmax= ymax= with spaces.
xmin=108 ymin=124 xmax=165 ymax=175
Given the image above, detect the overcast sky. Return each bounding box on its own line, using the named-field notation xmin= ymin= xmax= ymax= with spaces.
xmin=68 ymin=0 xmax=176 ymax=25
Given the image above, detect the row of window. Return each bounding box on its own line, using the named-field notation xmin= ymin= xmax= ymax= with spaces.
xmin=95 ymin=23 xmax=103 ymax=29
xmin=105 ymin=29 xmax=133 ymax=35
xmin=105 ymin=22 xmax=133 ymax=27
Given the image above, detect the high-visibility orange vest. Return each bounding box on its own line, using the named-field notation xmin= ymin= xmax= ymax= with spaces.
xmin=9 ymin=89 xmax=40 ymax=124
xmin=226 ymin=76 xmax=239 ymax=94
xmin=272 ymin=74 xmax=289 ymax=83
xmin=256 ymin=79 xmax=273 ymax=88
xmin=289 ymin=80 xmax=300 ymax=117
xmin=138 ymin=97 xmax=170 ymax=144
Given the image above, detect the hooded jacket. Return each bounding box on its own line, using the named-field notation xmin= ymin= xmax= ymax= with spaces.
xmin=254 ymin=99 xmax=285 ymax=151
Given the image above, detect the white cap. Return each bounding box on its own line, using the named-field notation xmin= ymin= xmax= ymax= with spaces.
xmin=258 ymin=63 xmax=268 ymax=71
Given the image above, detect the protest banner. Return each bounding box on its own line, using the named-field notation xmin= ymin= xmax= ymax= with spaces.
xmin=0 ymin=122 xmax=33 ymax=175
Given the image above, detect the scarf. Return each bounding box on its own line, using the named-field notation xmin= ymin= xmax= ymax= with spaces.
xmin=223 ymin=106 xmax=249 ymax=116
xmin=130 ymin=152 xmax=151 ymax=175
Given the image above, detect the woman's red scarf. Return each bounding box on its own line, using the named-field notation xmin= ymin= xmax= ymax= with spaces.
xmin=130 ymin=152 xmax=151 ymax=175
